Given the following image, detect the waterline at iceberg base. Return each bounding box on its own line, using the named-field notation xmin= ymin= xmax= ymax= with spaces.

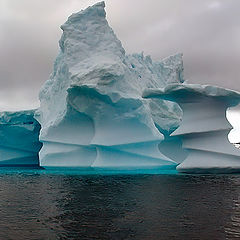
xmin=1 ymin=1 xmax=240 ymax=174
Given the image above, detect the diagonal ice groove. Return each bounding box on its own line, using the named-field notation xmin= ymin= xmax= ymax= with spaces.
xmin=0 ymin=146 xmax=37 ymax=162
xmin=40 ymin=145 xmax=97 ymax=167
xmin=176 ymin=149 xmax=240 ymax=173
xmin=38 ymin=140 xmax=176 ymax=168
xmin=100 ymin=141 xmax=173 ymax=161
xmin=0 ymin=156 xmax=39 ymax=166
xmin=92 ymin=146 xmax=177 ymax=168
xmin=0 ymin=144 xmax=38 ymax=154
xmin=39 ymin=141 xmax=97 ymax=167
xmin=182 ymin=130 xmax=240 ymax=157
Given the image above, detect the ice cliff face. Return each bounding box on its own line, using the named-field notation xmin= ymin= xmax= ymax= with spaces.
xmin=144 ymin=84 xmax=240 ymax=173
xmin=36 ymin=2 xmax=183 ymax=168
xmin=0 ymin=110 xmax=42 ymax=166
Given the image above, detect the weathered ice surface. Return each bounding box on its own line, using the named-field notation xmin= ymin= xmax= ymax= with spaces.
xmin=143 ymin=83 xmax=240 ymax=173
xmin=36 ymin=2 xmax=183 ymax=169
xmin=0 ymin=110 xmax=42 ymax=166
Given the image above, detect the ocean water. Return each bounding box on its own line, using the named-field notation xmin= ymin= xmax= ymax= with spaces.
xmin=0 ymin=168 xmax=240 ymax=239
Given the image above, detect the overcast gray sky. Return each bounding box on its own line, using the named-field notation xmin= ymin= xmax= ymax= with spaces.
xmin=0 ymin=0 xmax=239 ymax=110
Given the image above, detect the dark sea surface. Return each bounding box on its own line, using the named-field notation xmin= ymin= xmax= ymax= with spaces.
xmin=0 ymin=168 xmax=240 ymax=240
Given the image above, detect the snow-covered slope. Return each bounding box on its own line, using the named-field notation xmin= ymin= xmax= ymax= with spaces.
xmin=36 ymin=2 xmax=183 ymax=169
xmin=0 ymin=110 xmax=42 ymax=166
xmin=144 ymin=83 xmax=240 ymax=173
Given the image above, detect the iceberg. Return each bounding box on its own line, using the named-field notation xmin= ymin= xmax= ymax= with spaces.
xmin=36 ymin=2 xmax=184 ymax=169
xmin=32 ymin=1 xmax=240 ymax=173
xmin=0 ymin=110 xmax=42 ymax=166
xmin=143 ymin=84 xmax=240 ymax=173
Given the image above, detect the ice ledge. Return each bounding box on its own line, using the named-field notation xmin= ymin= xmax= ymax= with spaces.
xmin=143 ymin=83 xmax=240 ymax=104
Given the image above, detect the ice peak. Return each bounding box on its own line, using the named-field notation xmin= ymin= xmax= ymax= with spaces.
xmin=93 ymin=1 xmax=105 ymax=8
xmin=61 ymin=1 xmax=106 ymax=30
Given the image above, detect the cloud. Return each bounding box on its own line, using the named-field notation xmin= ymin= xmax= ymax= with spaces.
xmin=0 ymin=0 xmax=239 ymax=110
xmin=207 ymin=1 xmax=221 ymax=9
